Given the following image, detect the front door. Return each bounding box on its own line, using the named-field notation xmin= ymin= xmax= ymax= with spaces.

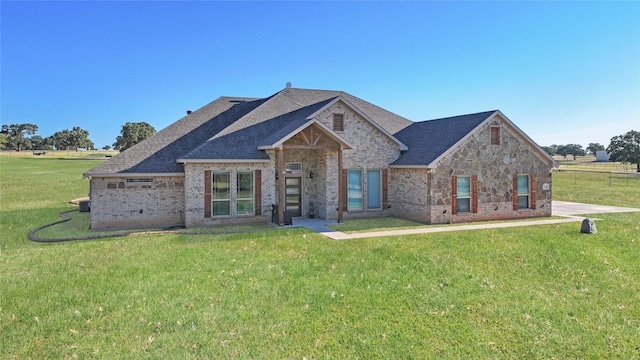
xmin=285 ymin=177 xmax=302 ymax=217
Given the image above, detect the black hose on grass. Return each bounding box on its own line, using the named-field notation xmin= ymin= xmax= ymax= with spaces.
xmin=28 ymin=209 xmax=131 ymax=243
xmin=28 ymin=209 xmax=274 ymax=243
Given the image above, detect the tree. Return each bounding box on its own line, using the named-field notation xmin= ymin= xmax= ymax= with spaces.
xmin=556 ymin=144 xmax=585 ymax=160
xmin=48 ymin=127 xmax=94 ymax=150
xmin=113 ymin=122 xmax=156 ymax=151
xmin=29 ymin=135 xmax=53 ymax=150
xmin=607 ymin=130 xmax=640 ymax=172
xmin=102 ymin=145 xmax=112 ymax=151
xmin=0 ymin=123 xmax=38 ymax=151
xmin=541 ymin=146 xmax=556 ymax=156
xmin=586 ymin=143 xmax=605 ymax=156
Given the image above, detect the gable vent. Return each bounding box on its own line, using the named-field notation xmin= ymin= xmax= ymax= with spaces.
xmin=285 ymin=162 xmax=302 ymax=172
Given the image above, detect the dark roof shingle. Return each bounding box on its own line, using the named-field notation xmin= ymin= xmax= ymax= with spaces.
xmin=85 ymin=88 xmax=413 ymax=176
xmin=392 ymin=111 xmax=497 ymax=167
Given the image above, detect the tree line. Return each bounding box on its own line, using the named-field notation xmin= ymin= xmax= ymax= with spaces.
xmin=2 ymin=122 xmax=638 ymax=172
xmin=541 ymin=131 xmax=640 ymax=171
xmin=0 ymin=122 xmax=155 ymax=152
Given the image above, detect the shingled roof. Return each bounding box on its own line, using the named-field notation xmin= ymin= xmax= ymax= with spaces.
xmin=84 ymin=87 xmax=413 ymax=176
xmin=392 ymin=110 xmax=498 ymax=167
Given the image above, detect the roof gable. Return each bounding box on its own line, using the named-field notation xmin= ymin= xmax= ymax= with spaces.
xmin=392 ymin=110 xmax=558 ymax=168
xmin=392 ymin=111 xmax=495 ymax=167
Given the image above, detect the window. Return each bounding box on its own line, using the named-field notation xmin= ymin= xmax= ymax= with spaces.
xmin=490 ymin=126 xmax=501 ymax=145
xmin=126 ymin=178 xmax=153 ymax=183
xmin=212 ymin=172 xmax=231 ymax=216
xmin=347 ymin=169 xmax=363 ymax=211
xmin=517 ymin=175 xmax=529 ymax=209
xmin=456 ymin=176 xmax=471 ymax=213
xmin=285 ymin=162 xmax=302 ymax=173
xmin=236 ymin=171 xmax=254 ymax=215
xmin=333 ymin=114 xmax=344 ymax=132
xmin=367 ymin=170 xmax=381 ymax=209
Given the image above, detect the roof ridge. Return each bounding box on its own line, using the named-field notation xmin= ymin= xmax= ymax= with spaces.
xmin=419 ymin=110 xmax=498 ymax=123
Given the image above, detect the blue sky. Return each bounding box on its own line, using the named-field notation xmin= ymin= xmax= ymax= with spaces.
xmin=2 ymin=1 xmax=639 ymax=149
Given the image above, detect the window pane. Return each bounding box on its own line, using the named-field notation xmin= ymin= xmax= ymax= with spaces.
xmin=237 ymin=172 xmax=253 ymax=199
xmin=518 ymin=195 xmax=529 ymax=209
xmin=517 ymin=175 xmax=529 ymax=195
xmin=457 ymin=176 xmax=471 ymax=197
xmin=213 ymin=172 xmax=230 ymax=200
xmin=367 ymin=170 xmax=381 ymax=209
xmin=212 ymin=201 xmax=230 ymax=216
xmin=236 ymin=200 xmax=253 ymax=215
xmin=457 ymin=198 xmax=471 ymax=213
xmin=348 ymin=170 xmax=363 ymax=210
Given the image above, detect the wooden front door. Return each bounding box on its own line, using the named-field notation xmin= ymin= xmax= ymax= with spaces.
xmin=285 ymin=177 xmax=302 ymax=217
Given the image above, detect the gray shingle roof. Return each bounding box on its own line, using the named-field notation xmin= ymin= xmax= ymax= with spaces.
xmin=392 ymin=110 xmax=497 ymax=167
xmin=181 ymin=98 xmax=336 ymax=160
xmin=84 ymin=88 xmax=413 ymax=176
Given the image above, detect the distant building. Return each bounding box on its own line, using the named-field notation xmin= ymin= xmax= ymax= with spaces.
xmin=596 ymin=150 xmax=610 ymax=162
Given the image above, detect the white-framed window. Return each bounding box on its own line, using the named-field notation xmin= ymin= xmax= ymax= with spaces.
xmin=236 ymin=171 xmax=254 ymax=215
xmin=367 ymin=169 xmax=382 ymax=209
xmin=347 ymin=169 xmax=363 ymax=211
xmin=456 ymin=176 xmax=471 ymax=213
xmin=212 ymin=171 xmax=231 ymax=216
xmin=517 ymin=174 xmax=529 ymax=209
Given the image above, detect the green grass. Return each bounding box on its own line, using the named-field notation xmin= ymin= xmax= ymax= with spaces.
xmin=1 ymin=156 xmax=639 ymax=358
xmin=554 ymin=170 xmax=640 ymax=208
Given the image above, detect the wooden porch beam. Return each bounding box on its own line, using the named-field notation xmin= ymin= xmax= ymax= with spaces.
xmin=338 ymin=148 xmax=343 ymax=223
xmin=277 ymin=148 xmax=285 ymax=226
xmin=283 ymin=144 xmax=339 ymax=150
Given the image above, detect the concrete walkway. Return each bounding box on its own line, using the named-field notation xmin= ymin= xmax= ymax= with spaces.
xmin=285 ymin=201 xmax=640 ymax=240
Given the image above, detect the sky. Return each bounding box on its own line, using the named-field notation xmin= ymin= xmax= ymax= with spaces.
xmin=1 ymin=1 xmax=639 ymax=149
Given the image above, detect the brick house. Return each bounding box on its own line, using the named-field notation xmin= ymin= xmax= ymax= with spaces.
xmin=84 ymin=87 xmax=557 ymax=230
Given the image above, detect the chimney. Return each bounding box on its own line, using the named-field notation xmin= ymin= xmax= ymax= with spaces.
xmin=186 ymin=110 xmax=192 ymax=115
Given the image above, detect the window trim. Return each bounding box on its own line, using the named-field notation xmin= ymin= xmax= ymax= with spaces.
xmin=456 ymin=176 xmax=472 ymax=214
xmin=212 ymin=171 xmax=231 ymax=217
xmin=347 ymin=169 xmax=363 ymax=211
xmin=236 ymin=171 xmax=254 ymax=216
xmin=366 ymin=169 xmax=382 ymax=210
xmin=516 ymin=174 xmax=529 ymax=210
xmin=452 ymin=175 xmax=478 ymax=215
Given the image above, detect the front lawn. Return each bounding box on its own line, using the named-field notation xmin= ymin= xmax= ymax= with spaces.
xmin=1 ymin=156 xmax=638 ymax=358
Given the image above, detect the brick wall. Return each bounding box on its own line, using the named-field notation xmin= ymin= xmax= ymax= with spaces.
xmin=89 ymin=176 xmax=185 ymax=230
xmin=183 ymin=162 xmax=273 ymax=227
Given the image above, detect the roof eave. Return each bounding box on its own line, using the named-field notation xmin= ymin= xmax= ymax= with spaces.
xmin=83 ymin=172 xmax=185 ymax=179
xmin=177 ymin=159 xmax=271 ymax=164
xmin=389 ymin=164 xmax=431 ymax=169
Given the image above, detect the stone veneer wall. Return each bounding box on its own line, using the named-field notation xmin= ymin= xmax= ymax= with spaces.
xmin=89 ymin=176 xmax=185 ymax=230
xmin=427 ymin=119 xmax=552 ymax=224
xmin=183 ymin=162 xmax=274 ymax=227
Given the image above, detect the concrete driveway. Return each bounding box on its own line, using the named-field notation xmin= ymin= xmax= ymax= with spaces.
xmin=552 ymin=201 xmax=640 ymax=216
